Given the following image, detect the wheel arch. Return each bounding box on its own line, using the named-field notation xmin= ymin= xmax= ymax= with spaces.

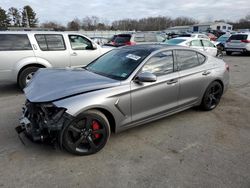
xmin=14 ymin=57 xmax=52 ymax=82
xmin=213 ymin=79 xmax=224 ymax=92
xmin=17 ymin=63 xmax=46 ymax=83
xmin=92 ymin=107 xmax=116 ymax=133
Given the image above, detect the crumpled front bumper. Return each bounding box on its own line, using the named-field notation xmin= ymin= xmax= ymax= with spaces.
xmin=16 ymin=101 xmax=71 ymax=142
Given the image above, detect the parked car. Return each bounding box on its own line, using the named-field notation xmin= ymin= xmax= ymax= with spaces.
xmin=214 ymin=34 xmax=231 ymax=51
xmin=106 ymin=32 xmax=165 ymax=47
xmin=206 ymin=33 xmax=217 ymax=41
xmin=225 ymin=33 xmax=250 ymax=55
xmin=0 ymin=31 xmax=112 ymax=89
xmin=17 ymin=44 xmax=229 ymax=155
xmin=164 ymin=37 xmax=218 ymax=57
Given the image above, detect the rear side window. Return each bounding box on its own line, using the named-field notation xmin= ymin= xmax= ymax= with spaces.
xmin=175 ymin=50 xmax=200 ymax=71
xmin=35 ymin=34 xmax=66 ymax=51
xmin=0 ymin=34 xmax=32 ymax=51
xmin=190 ymin=40 xmax=202 ymax=47
xmin=202 ymin=40 xmax=215 ymax=47
xmin=229 ymin=35 xmax=248 ymax=40
xmin=197 ymin=53 xmax=206 ymax=64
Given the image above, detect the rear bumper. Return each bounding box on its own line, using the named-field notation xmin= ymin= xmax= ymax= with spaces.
xmin=225 ymin=48 xmax=249 ymax=52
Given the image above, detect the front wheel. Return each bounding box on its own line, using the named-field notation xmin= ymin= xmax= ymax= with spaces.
xmin=61 ymin=110 xmax=111 ymax=155
xmin=18 ymin=66 xmax=40 ymax=89
xmin=200 ymin=81 xmax=223 ymax=111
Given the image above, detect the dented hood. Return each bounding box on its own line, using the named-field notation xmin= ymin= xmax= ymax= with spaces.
xmin=24 ymin=68 xmax=120 ymax=102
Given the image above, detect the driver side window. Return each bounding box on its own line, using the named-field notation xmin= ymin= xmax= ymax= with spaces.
xmin=69 ymin=35 xmax=93 ymax=50
xmin=142 ymin=51 xmax=174 ymax=76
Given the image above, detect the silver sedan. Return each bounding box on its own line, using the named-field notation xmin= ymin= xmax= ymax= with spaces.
xmin=17 ymin=44 xmax=230 ymax=155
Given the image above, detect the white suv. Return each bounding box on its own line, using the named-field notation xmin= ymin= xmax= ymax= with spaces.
xmin=225 ymin=33 xmax=250 ymax=55
xmin=0 ymin=31 xmax=112 ymax=89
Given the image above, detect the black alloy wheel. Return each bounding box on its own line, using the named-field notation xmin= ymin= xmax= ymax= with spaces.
xmin=61 ymin=110 xmax=110 ymax=155
xmin=200 ymin=81 xmax=223 ymax=111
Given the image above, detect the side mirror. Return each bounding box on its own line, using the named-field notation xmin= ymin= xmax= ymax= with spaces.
xmin=92 ymin=43 xmax=97 ymax=50
xmin=135 ymin=72 xmax=157 ymax=83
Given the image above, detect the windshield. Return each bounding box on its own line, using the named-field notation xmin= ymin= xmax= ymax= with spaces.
xmin=86 ymin=49 xmax=150 ymax=80
xmin=165 ymin=38 xmax=186 ymax=45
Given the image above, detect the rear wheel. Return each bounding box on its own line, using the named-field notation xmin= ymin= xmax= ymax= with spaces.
xmin=226 ymin=51 xmax=232 ymax=55
xmin=61 ymin=110 xmax=110 ymax=155
xmin=200 ymin=81 xmax=223 ymax=111
xmin=18 ymin=66 xmax=40 ymax=89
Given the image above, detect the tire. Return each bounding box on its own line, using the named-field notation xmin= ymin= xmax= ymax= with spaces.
xmin=18 ymin=66 xmax=40 ymax=89
xmin=226 ymin=51 xmax=232 ymax=55
xmin=61 ymin=110 xmax=111 ymax=155
xmin=200 ymin=81 xmax=223 ymax=111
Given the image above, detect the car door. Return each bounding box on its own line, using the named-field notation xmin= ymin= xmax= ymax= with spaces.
xmin=201 ymin=39 xmax=217 ymax=56
xmin=68 ymin=34 xmax=101 ymax=67
xmin=131 ymin=50 xmax=179 ymax=122
xmin=175 ymin=49 xmax=213 ymax=106
xmin=33 ymin=34 xmax=70 ymax=68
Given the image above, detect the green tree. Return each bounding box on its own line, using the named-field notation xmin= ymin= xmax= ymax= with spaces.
xmin=8 ymin=7 xmax=21 ymax=26
xmin=22 ymin=5 xmax=38 ymax=27
xmin=0 ymin=7 xmax=10 ymax=29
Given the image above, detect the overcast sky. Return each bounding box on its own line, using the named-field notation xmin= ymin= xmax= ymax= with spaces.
xmin=1 ymin=0 xmax=250 ymax=24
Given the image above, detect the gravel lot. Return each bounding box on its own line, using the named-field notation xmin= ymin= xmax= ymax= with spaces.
xmin=0 ymin=54 xmax=250 ymax=188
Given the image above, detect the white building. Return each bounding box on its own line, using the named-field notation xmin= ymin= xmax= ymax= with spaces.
xmin=192 ymin=22 xmax=233 ymax=32
xmin=166 ymin=22 xmax=233 ymax=33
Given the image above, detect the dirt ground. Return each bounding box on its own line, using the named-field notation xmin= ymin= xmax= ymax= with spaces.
xmin=0 ymin=54 xmax=250 ymax=188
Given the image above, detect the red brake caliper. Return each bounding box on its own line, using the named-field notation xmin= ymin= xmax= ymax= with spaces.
xmin=92 ymin=121 xmax=101 ymax=139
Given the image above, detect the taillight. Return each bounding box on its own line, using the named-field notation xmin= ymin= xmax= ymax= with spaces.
xmin=241 ymin=40 xmax=250 ymax=43
xmin=125 ymin=41 xmax=136 ymax=45
xmin=225 ymin=64 xmax=229 ymax=72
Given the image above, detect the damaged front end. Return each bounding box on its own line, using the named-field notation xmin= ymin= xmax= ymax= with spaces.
xmin=16 ymin=100 xmax=70 ymax=143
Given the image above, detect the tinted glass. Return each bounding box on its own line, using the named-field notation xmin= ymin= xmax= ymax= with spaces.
xmin=229 ymin=34 xmax=248 ymax=40
xmin=0 ymin=34 xmax=32 ymax=51
xmin=142 ymin=51 xmax=174 ymax=76
xmin=35 ymin=34 xmax=66 ymax=51
xmin=114 ymin=35 xmax=131 ymax=43
xmin=86 ymin=49 xmax=150 ymax=80
xmin=217 ymin=35 xmax=229 ymax=42
xmin=190 ymin=40 xmax=202 ymax=47
xmin=176 ymin=50 xmax=200 ymax=70
xmin=197 ymin=53 xmax=206 ymax=64
xmin=165 ymin=39 xmax=186 ymax=45
xmin=202 ymin=40 xmax=215 ymax=47
xmin=69 ymin=35 xmax=92 ymax=50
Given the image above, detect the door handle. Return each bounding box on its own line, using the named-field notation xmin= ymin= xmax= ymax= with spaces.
xmin=202 ymin=71 xmax=211 ymax=76
xmin=71 ymin=52 xmax=77 ymax=56
xmin=167 ymin=79 xmax=178 ymax=85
